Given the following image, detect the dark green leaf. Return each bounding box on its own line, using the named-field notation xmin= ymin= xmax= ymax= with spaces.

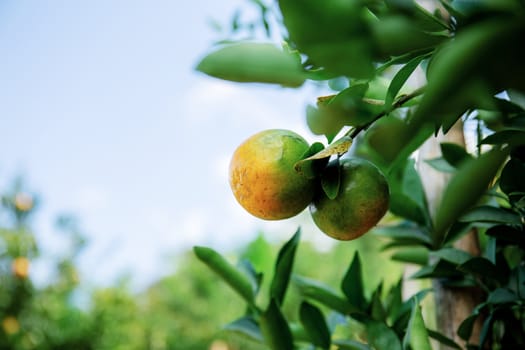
xmin=479 ymin=313 xmax=494 ymax=349
xmin=294 ymin=275 xmax=361 ymax=315
xmin=486 ymin=225 xmax=525 ymax=245
xmin=366 ymin=321 xmax=402 ymax=350
xmin=458 ymin=257 xmax=504 ymax=284
xmin=435 ymin=148 xmax=509 ymax=246
xmin=194 ymin=246 xmax=255 ymax=306
xmin=487 ymin=288 xmax=518 ymax=305
xmin=370 ymin=282 xmax=386 ymax=322
xmin=500 ymin=157 xmax=525 ymax=203
xmin=270 ymin=228 xmax=301 ymax=305
xmin=403 ymin=299 xmax=432 ymax=350
xmin=385 ymin=54 xmax=428 ymax=109
xmin=480 ymin=130 xmax=525 ymax=146
xmin=321 ymin=159 xmax=341 ymax=200
xmin=427 ymin=329 xmax=462 ymax=349
xmin=457 ymin=314 xmax=479 ymax=341
xmin=459 ymin=205 xmax=521 ymax=225
xmin=260 ymin=299 xmax=294 ymax=350
xmin=440 ymin=142 xmax=473 ymax=167
xmin=411 ymin=259 xmax=463 ymax=279
xmin=224 ymin=316 xmax=264 ymax=342
xmin=196 ymin=42 xmax=306 ymax=87
xmin=299 ymin=301 xmax=331 ymax=349
xmin=342 ymin=252 xmax=367 ymax=311
xmin=442 ymin=221 xmax=472 ymax=246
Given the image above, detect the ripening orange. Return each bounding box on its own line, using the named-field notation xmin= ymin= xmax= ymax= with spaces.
xmin=229 ymin=129 xmax=315 ymax=220
xmin=12 ymin=257 xmax=30 ymax=279
xmin=310 ymin=157 xmax=390 ymax=240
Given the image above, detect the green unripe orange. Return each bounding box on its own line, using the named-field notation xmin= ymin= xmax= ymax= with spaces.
xmin=229 ymin=129 xmax=315 ymax=220
xmin=310 ymin=157 xmax=389 ymax=240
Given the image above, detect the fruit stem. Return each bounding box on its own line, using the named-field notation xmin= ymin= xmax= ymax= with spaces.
xmin=347 ymin=85 xmax=426 ymax=139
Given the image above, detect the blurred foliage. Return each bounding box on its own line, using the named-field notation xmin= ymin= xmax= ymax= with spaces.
xmin=0 ymin=176 xmax=400 ymax=349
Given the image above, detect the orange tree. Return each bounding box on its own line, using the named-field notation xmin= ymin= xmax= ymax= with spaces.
xmin=194 ymin=1 xmax=525 ymax=349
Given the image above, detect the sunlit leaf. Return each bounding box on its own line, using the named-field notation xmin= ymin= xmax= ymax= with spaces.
xmin=403 ymin=299 xmax=432 ymax=350
xmin=194 ymin=246 xmax=255 ymax=306
xmin=224 ymin=316 xmax=264 ymax=343
xmin=385 ymin=54 xmax=428 ymax=109
xmin=196 ymin=42 xmax=306 ymax=87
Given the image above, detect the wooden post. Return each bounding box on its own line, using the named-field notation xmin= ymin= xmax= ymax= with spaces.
xmin=417 ymin=121 xmax=484 ymax=349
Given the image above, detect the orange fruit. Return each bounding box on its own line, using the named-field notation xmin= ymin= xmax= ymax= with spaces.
xmin=229 ymin=129 xmax=315 ymax=220
xmin=12 ymin=257 xmax=30 ymax=279
xmin=310 ymin=157 xmax=389 ymax=240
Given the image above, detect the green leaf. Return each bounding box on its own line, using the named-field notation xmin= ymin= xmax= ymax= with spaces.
xmin=278 ymin=0 xmax=374 ymax=78
xmin=270 ymin=228 xmax=301 ymax=305
xmin=430 ymin=248 xmax=472 ymax=265
xmin=299 ymin=301 xmax=331 ymax=349
xmin=413 ymin=19 xmax=514 ymax=130
xmin=434 ymin=148 xmax=509 ymax=246
xmin=321 ymin=159 xmax=341 ymax=200
xmin=333 ymin=339 xmax=371 ymax=350
xmin=224 ymin=316 xmax=264 ymax=343
xmin=196 ymin=42 xmax=306 ymax=87
xmin=384 ymin=279 xmax=403 ymax=323
xmin=391 ymin=247 xmax=429 ymax=265
xmin=194 ymin=246 xmax=255 ymax=306
xmin=440 ymin=142 xmax=473 ymax=167
xmin=374 ymin=224 xmax=433 ymax=246
xmin=294 ymin=142 xmax=328 ymax=179
xmin=370 ymin=282 xmax=386 ymax=322
xmin=403 ymin=299 xmax=432 ymax=350
xmin=385 ymin=54 xmax=428 ymax=110
xmin=366 ymin=321 xmax=402 ymax=350
xmin=459 ymin=205 xmax=522 ymax=225
xmin=424 ymin=157 xmax=457 ymax=173
xmin=260 ymin=299 xmax=294 ymax=350
xmin=341 ymin=252 xmax=367 ymax=311
xmin=389 ymin=193 xmax=430 ymax=227
xmin=294 ymin=276 xmax=361 ymax=315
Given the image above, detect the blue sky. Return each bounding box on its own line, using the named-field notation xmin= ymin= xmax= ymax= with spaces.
xmin=0 ymin=1 xmax=332 ymax=289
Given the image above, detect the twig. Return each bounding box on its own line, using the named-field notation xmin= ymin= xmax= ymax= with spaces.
xmin=347 ymin=86 xmax=426 ymax=139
